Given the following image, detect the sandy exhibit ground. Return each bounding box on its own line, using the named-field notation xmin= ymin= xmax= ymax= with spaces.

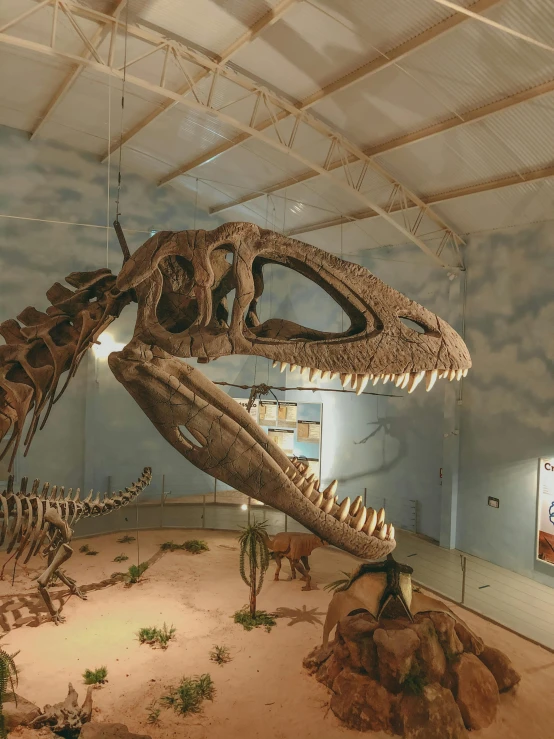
xmin=1 ymin=529 xmax=553 ymax=739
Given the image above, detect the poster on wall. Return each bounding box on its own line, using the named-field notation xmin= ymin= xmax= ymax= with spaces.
xmin=259 ymin=400 xmax=278 ymax=423
xmin=234 ymin=398 xmax=259 ymax=423
xmin=297 ymin=420 xmax=321 ymax=442
xmin=278 ymin=401 xmax=297 ymax=428
xmin=537 ymin=458 xmax=554 ymax=566
xmin=268 ymin=428 xmax=294 ymax=452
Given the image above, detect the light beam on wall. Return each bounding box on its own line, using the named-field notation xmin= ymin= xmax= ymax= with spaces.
xmin=93 ymin=332 xmax=125 ymax=359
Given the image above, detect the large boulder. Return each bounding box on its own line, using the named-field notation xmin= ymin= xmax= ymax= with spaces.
xmin=303 ymin=644 xmax=333 ymax=675
xmin=479 ymin=645 xmax=521 ymax=692
xmin=399 ymin=683 xmax=468 ymax=739
xmin=2 ymin=694 xmax=41 ymax=730
xmin=407 ymin=618 xmax=446 ymax=684
xmin=80 ymin=723 xmax=152 ymax=739
xmin=374 ymin=627 xmax=420 ymax=693
xmin=454 ymin=620 xmax=484 ymax=656
xmin=315 ymin=653 xmax=342 ymax=688
xmin=452 ymin=653 xmax=499 ymax=730
xmin=337 ymin=613 xmax=380 ymax=675
xmin=428 ymin=612 xmax=464 ymax=659
xmin=330 ymin=668 xmax=397 ymax=733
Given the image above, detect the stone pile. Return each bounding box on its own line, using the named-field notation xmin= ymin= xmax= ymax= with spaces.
xmin=304 ymin=611 xmax=520 ymax=738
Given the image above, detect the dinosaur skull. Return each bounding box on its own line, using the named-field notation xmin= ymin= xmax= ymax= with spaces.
xmin=109 ymin=223 xmax=471 ymax=560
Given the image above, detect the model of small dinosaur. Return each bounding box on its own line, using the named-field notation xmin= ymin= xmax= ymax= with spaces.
xmin=265 ymin=529 xmax=328 ymax=592
xmin=0 ymin=467 xmax=151 ymax=623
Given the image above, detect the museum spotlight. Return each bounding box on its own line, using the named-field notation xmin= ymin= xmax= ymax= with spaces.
xmin=93 ymin=332 xmax=125 ymax=359
xmin=241 ymin=503 xmax=248 ymax=511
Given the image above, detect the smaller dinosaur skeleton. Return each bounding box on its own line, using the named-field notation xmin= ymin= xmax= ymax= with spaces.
xmin=0 ymin=467 xmax=151 ymax=623
xmin=265 ymin=530 xmax=328 ymax=591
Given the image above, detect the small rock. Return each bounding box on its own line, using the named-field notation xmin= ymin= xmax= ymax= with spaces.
xmin=315 ymin=654 xmax=342 ymax=688
xmin=428 ymin=612 xmax=464 ymax=658
xmin=303 ymin=644 xmax=332 ymax=674
xmin=3 ymin=694 xmax=41 ymax=730
xmin=337 ymin=612 xmax=378 ymax=642
xmin=479 ymin=646 xmax=521 ymax=692
xmin=80 ymin=723 xmax=152 ymax=739
xmin=453 ymin=653 xmax=499 ymax=730
xmin=374 ymin=628 xmax=420 ymax=693
xmin=454 ymin=620 xmax=484 ymax=656
xmin=330 ymin=668 xmax=396 ymax=733
xmin=407 ymin=618 xmax=446 ymax=684
xmin=400 ymin=682 xmax=468 ymax=739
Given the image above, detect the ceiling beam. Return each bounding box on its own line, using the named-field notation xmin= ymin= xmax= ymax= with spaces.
xmin=285 ymin=165 xmax=554 ymax=236
xmin=30 ymin=0 xmax=127 ymax=139
xmin=211 ymin=75 xmax=554 ymax=215
xmin=99 ymin=0 xmax=300 ymax=163
xmin=0 ymin=0 xmax=463 ymax=269
xmin=163 ymin=0 xmax=502 ymax=185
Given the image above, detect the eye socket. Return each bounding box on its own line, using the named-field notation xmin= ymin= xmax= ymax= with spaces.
xmin=399 ymin=316 xmax=430 ymax=334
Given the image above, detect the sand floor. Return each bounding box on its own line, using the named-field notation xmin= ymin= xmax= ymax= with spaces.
xmin=1 ymin=529 xmax=553 ymax=739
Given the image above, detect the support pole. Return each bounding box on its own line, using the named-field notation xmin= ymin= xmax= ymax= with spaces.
xmin=160 ymin=473 xmax=165 ymax=528
xmin=460 ymin=555 xmax=467 ymax=604
xmin=202 ymin=494 xmax=206 ymax=528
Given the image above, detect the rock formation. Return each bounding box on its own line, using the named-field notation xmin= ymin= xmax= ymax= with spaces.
xmin=304 ymin=610 xmax=520 ymax=737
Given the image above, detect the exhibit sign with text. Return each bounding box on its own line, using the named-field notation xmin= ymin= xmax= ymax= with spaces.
xmin=537 ymin=458 xmax=554 ymax=566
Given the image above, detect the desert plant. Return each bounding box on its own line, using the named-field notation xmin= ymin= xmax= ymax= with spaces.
xmin=183 ymin=539 xmax=209 ymax=554
xmin=238 ymin=520 xmax=270 ymax=617
xmin=117 ymin=535 xmax=136 ymax=544
xmin=161 ymin=674 xmax=214 ymax=716
xmin=125 ymin=562 xmax=149 ymax=585
xmin=85 ymin=549 xmax=99 ymax=556
xmin=0 ymin=636 xmax=19 ymax=739
xmin=138 ymin=623 xmax=176 ymax=649
xmin=324 ymin=570 xmax=355 ymax=593
xmin=146 ymin=700 xmax=161 ymax=725
xmin=160 ymin=541 xmax=178 ymax=551
xmin=79 ymin=545 xmax=90 ymax=553
xmin=83 ymin=666 xmax=108 ymax=685
xmin=113 ymin=554 xmax=129 ymax=563
xmin=233 ymin=606 xmax=276 ymax=633
xmin=209 ymin=645 xmax=231 ymax=666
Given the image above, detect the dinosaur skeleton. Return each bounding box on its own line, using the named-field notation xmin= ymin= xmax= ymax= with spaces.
xmin=0 ymin=222 xmax=471 ymax=562
xmin=0 ymin=467 xmax=151 ymax=623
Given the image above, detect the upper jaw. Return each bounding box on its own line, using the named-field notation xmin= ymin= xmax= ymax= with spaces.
xmin=108 ymin=344 xmax=396 ymax=560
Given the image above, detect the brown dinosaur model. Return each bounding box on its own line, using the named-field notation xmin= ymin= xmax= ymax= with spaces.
xmin=264 ymin=522 xmax=328 ymax=591
xmin=0 ymin=223 xmax=471 ymax=561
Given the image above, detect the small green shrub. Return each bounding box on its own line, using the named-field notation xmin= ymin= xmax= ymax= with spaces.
xmin=85 ymin=549 xmax=99 ymax=556
xmin=138 ymin=623 xmax=176 ymax=649
xmin=183 ymin=539 xmax=209 ymax=554
xmin=83 ymin=666 xmax=108 ymax=685
xmin=79 ymin=545 xmax=90 ymax=553
xmin=0 ymin=636 xmax=19 ymax=739
xmin=146 ymin=700 xmax=161 ymax=725
xmin=125 ymin=562 xmax=149 ymax=585
xmin=161 ymin=674 xmax=214 ymax=716
xmin=117 ymin=535 xmax=136 ymax=544
xmin=233 ymin=607 xmax=276 ymax=633
xmin=209 ymin=645 xmax=231 ymax=666
xmin=160 ymin=541 xmax=179 ymax=551
xmin=113 ymin=554 xmax=129 ymax=563
xmin=324 ymin=570 xmax=355 ymax=593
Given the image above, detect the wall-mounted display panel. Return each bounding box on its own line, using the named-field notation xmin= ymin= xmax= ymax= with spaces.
xmin=537 ymin=458 xmax=554 ymax=566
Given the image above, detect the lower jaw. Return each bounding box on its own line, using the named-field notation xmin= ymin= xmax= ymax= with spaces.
xmin=109 ymin=350 xmax=396 ymax=560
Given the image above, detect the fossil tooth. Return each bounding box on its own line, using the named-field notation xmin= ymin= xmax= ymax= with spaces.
xmin=337 ymin=497 xmax=351 ymax=522
xmin=377 ymin=507 xmax=385 ymax=527
xmin=352 ymin=505 xmax=367 ymax=531
xmin=383 ymin=374 xmax=390 ymax=384
xmin=309 ymin=368 xmax=321 ymax=382
xmin=401 ymin=372 xmax=411 ymax=389
xmin=321 ymin=370 xmax=330 ymax=380
xmin=376 ymin=525 xmax=387 ymax=540
xmin=305 ymin=472 xmax=314 ymax=483
xmin=330 ymin=372 xmax=339 ymax=380
xmin=350 ymin=495 xmax=363 ymax=516
xmin=341 ymin=373 xmax=352 ymax=388
xmin=313 ymin=491 xmax=324 ymax=508
xmin=350 ymin=374 xmax=357 ymax=389
xmin=395 ymin=373 xmax=405 ymax=387
xmin=301 ymin=366 xmax=309 ymax=377
xmin=272 ymin=360 xmax=278 ymax=368
xmin=290 ymin=364 xmax=298 ymax=372
xmin=323 ymin=496 xmax=336 ymax=514
xmin=408 ymin=371 xmax=425 ymax=393
xmin=456 ymin=369 xmax=463 ymax=381
xmin=388 ymin=524 xmax=395 ymax=540
xmin=280 ymin=362 xmax=287 ymax=373
xmin=303 ymin=481 xmax=315 ymax=499
xmin=462 ymin=368 xmax=468 ymax=377
xmin=362 ymin=508 xmax=377 ymax=536
xmin=426 ymin=369 xmax=438 ymax=392
xmin=449 ymin=369 xmax=456 ymax=381
xmin=356 ymin=373 xmax=370 ymax=395
xmin=372 ymin=375 xmax=380 ymax=386
xmin=323 ymin=480 xmax=338 ymax=499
